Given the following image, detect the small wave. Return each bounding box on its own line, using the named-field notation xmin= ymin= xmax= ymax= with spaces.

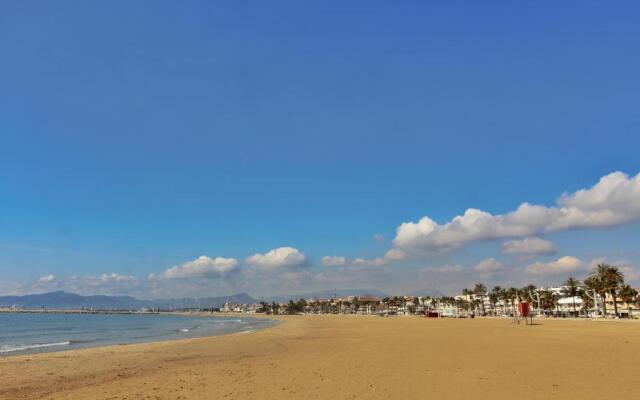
xmin=178 ymin=324 xmax=201 ymax=333
xmin=0 ymin=341 xmax=71 ymax=354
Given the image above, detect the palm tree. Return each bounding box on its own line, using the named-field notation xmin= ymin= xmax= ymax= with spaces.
xmin=473 ymin=283 xmax=487 ymax=316
xmin=592 ymin=263 xmax=624 ymax=317
xmin=579 ymin=290 xmax=594 ymax=316
xmin=562 ymin=276 xmax=582 ymax=317
xmin=584 ymin=275 xmax=606 ymax=317
xmin=619 ymin=285 xmax=638 ymax=318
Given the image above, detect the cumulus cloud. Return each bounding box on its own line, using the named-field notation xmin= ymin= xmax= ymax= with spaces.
xmin=321 ymin=256 xmax=347 ymax=267
xmin=245 ymin=247 xmax=307 ymax=270
xmin=390 ymin=171 xmax=640 ymax=257
xmin=502 ymin=237 xmax=556 ymax=255
xmin=37 ymin=274 xmax=56 ymax=283
xmin=473 ymin=258 xmax=505 ymax=273
xmin=164 ymin=256 xmax=239 ymax=279
xmin=524 ymin=256 xmax=584 ymax=275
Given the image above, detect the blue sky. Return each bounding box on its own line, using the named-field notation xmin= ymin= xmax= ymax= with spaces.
xmin=1 ymin=1 xmax=639 ymax=298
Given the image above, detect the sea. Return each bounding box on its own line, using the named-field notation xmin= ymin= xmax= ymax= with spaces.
xmin=0 ymin=313 xmax=276 ymax=356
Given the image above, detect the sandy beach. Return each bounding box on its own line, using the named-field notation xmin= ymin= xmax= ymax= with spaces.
xmin=1 ymin=315 xmax=638 ymax=400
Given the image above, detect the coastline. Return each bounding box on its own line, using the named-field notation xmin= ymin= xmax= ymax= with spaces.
xmin=1 ymin=315 xmax=639 ymax=400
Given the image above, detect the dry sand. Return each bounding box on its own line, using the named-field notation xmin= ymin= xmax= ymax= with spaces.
xmin=1 ymin=315 xmax=639 ymax=400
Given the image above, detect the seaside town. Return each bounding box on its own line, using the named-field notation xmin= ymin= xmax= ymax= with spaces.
xmin=3 ymin=263 xmax=637 ymax=320
xmin=220 ymin=263 xmax=639 ymax=319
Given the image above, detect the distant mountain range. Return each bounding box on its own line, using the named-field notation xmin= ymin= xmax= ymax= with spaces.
xmin=0 ymin=291 xmax=256 ymax=310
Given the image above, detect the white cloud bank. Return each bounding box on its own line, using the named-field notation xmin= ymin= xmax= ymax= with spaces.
xmin=524 ymin=256 xmax=584 ymax=275
xmin=321 ymin=256 xmax=347 ymax=267
xmin=502 ymin=237 xmax=556 ymax=255
xmin=390 ymin=171 xmax=640 ymax=257
xmin=164 ymin=256 xmax=239 ymax=278
xmin=245 ymin=247 xmax=307 ymax=270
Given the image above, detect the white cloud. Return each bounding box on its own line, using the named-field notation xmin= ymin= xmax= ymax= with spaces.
xmin=245 ymin=247 xmax=307 ymax=270
xmin=524 ymin=256 xmax=584 ymax=275
xmin=384 ymin=248 xmax=407 ymax=260
xmin=502 ymin=237 xmax=556 ymax=255
xmin=473 ymin=258 xmax=505 ymax=273
xmin=620 ymin=265 xmax=640 ymax=283
xmin=352 ymin=257 xmax=387 ymax=267
xmin=390 ymin=171 xmax=640 ymax=256
xmin=321 ymin=256 xmax=347 ymax=267
xmin=37 ymin=274 xmax=56 ymax=283
xmin=164 ymin=256 xmax=239 ymax=279
xmin=100 ymin=273 xmax=136 ymax=282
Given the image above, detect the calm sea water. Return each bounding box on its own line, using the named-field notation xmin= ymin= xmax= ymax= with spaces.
xmin=0 ymin=313 xmax=276 ymax=356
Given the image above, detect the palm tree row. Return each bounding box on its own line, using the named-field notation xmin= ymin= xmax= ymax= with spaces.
xmin=255 ymin=263 xmax=637 ymax=318
xmin=462 ymin=263 xmax=638 ymax=318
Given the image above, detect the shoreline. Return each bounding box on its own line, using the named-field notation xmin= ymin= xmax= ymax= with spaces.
xmin=0 ymin=312 xmax=279 ymax=358
xmin=2 ymin=311 xmax=636 ymax=359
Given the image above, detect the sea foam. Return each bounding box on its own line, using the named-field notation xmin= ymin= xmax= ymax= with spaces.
xmin=0 ymin=341 xmax=71 ymax=354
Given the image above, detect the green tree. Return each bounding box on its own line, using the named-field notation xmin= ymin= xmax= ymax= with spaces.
xmin=592 ymin=263 xmax=624 ymax=317
xmin=619 ymin=285 xmax=638 ymax=318
xmin=579 ymin=290 xmax=594 ymax=316
xmin=539 ymin=290 xmax=557 ymax=314
xmin=521 ymin=284 xmax=539 ymax=314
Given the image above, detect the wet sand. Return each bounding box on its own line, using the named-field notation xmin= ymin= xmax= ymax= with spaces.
xmin=1 ymin=315 xmax=638 ymax=399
